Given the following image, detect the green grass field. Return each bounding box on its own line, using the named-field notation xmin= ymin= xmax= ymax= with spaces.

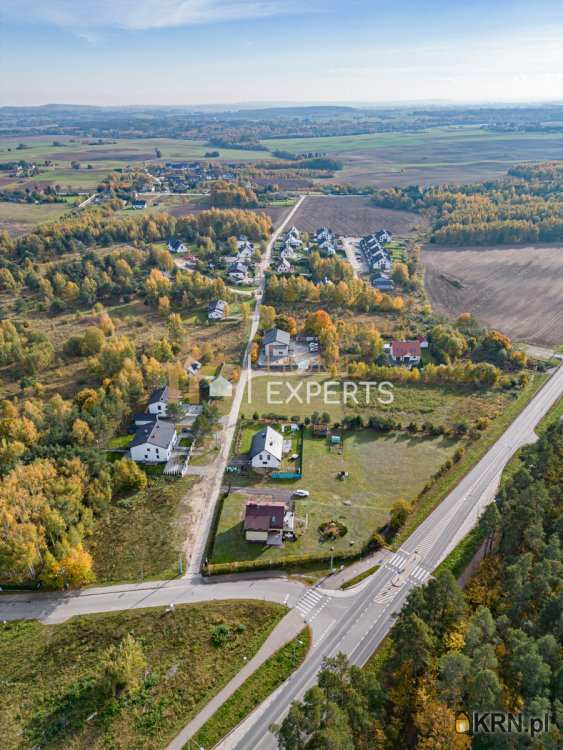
xmin=192 ymin=627 xmax=311 ymax=749
xmin=243 ymin=372 xmax=510 ymax=430
xmin=0 ymin=200 xmax=76 ymax=228
xmin=0 ymin=601 xmax=285 ymax=750
xmin=212 ymin=428 xmax=457 ymax=564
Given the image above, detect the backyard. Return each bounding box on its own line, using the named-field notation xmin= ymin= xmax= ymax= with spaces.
xmin=212 ymin=428 xmax=457 ymax=565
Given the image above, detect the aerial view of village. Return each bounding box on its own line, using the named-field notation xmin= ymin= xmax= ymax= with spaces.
xmin=0 ymin=2 xmax=562 ymax=750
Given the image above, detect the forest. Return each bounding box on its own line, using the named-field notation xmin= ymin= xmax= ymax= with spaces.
xmin=276 ymin=420 xmax=563 ymax=749
xmin=370 ymin=162 xmax=563 ymax=245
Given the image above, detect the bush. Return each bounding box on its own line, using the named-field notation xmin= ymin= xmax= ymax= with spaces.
xmin=211 ymin=624 xmax=233 ymax=647
xmin=318 ymin=520 xmax=348 ymax=541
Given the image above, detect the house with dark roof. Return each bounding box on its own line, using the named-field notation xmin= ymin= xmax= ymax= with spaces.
xmin=168 ymin=237 xmax=187 ymax=254
xmin=227 ymin=261 xmax=249 ymax=283
xmin=243 ymin=501 xmax=294 ymax=544
xmin=129 ymin=419 xmax=178 ymax=463
xmin=261 ymin=328 xmax=292 ymax=363
xmin=372 ymin=276 xmax=395 ymax=291
xmin=147 ymin=385 xmax=169 ymax=416
xmin=390 ymin=340 xmax=422 ymax=365
xmin=249 ymin=425 xmax=283 ymax=472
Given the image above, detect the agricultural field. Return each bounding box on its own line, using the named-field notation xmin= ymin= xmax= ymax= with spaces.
xmin=263 ymin=127 xmax=563 ymax=186
xmin=423 ymin=244 xmax=563 ymax=347
xmin=212 ymin=429 xmax=457 ymax=564
xmin=0 ymin=199 xmax=77 ymax=235
xmin=291 ymin=195 xmax=422 ymax=236
xmin=0 ymin=601 xmax=285 ymax=750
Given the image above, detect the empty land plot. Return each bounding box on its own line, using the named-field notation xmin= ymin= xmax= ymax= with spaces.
xmin=292 ymin=195 xmax=421 ymax=235
xmin=423 ymin=244 xmax=563 ymax=347
xmin=243 ymin=373 xmax=510 ymax=429
xmin=0 ymin=601 xmax=284 ymax=750
xmin=0 ymin=200 xmax=75 ymax=235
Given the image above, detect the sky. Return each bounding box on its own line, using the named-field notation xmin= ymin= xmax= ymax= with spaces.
xmin=1 ymin=0 xmax=563 ymax=107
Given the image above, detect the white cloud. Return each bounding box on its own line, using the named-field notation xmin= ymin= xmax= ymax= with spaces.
xmin=1 ymin=0 xmax=292 ymax=30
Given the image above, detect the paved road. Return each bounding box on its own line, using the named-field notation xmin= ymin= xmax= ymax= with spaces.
xmin=219 ymin=365 xmax=563 ymax=750
xmin=185 ymin=195 xmax=306 ymax=575
xmin=0 ymin=576 xmax=307 ymax=625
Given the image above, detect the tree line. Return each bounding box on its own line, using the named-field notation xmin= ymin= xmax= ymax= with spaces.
xmin=370 ymin=162 xmax=563 ymax=245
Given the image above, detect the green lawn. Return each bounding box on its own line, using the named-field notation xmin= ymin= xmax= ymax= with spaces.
xmin=106 ymin=434 xmax=132 ymax=449
xmin=0 ymin=601 xmax=285 ymax=750
xmin=89 ymin=476 xmax=199 ymax=583
xmin=212 ymin=428 xmax=457 ymax=564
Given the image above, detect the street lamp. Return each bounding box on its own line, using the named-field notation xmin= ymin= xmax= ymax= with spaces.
xmin=329 ymin=546 xmax=335 ymax=573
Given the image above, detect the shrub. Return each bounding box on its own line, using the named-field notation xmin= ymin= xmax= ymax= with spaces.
xmin=318 ymin=520 xmax=348 ymax=541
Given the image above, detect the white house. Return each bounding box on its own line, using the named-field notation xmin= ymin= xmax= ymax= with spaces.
xmin=249 ymin=425 xmax=283 ymax=473
xmin=168 ymin=237 xmax=187 ymax=254
xmin=276 ymin=257 xmax=292 ymax=274
xmin=129 ymin=419 xmax=178 ymax=463
xmin=147 ymin=385 xmax=169 ymax=416
xmin=208 ymin=299 xmax=227 ymax=320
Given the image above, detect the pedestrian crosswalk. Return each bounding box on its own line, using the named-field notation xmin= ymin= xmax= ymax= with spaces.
xmin=409 ymin=564 xmax=431 ymax=584
xmin=386 ymin=550 xmax=431 ymax=585
xmin=295 ymin=588 xmax=327 ymax=621
xmin=387 ymin=549 xmax=409 ymax=573
xmin=373 ymin=587 xmax=395 ymax=605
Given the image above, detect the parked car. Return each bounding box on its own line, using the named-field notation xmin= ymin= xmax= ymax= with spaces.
xmin=293 ymin=489 xmax=310 ymax=497
xmin=188 ymin=360 xmax=202 ymax=375
xmin=289 ymin=453 xmax=299 ymax=461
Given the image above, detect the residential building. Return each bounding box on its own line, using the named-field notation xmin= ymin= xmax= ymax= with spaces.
xmin=168 ymin=237 xmax=187 ymax=254
xmin=129 ymin=419 xmax=178 ymax=463
xmin=262 ymin=328 xmax=292 ymax=362
xmin=208 ymin=299 xmax=227 ymax=320
xmin=390 ymin=340 xmax=422 ymax=365
xmin=249 ymin=425 xmax=283 ymax=472
xmin=243 ymin=501 xmax=293 ymax=544
xmin=209 ymin=374 xmax=232 ymax=398
xmin=227 ymin=261 xmax=249 ymax=283
xmin=131 ymin=199 xmax=147 ymax=210
xmin=147 ymin=385 xmax=170 ymax=416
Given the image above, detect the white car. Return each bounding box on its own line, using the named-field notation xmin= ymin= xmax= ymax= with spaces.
xmin=293 ymin=489 xmax=310 ymax=498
